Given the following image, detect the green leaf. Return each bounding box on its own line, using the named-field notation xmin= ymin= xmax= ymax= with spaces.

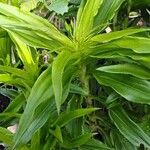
xmin=93 ymin=0 xmax=125 ymax=32
xmin=93 ymin=71 xmax=150 ymax=104
xmin=49 ymin=125 xmax=63 ymax=142
xmin=0 ymin=65 xmax=31 ymax=81
xmin=0 ymin=3 xmax=73 ymax=50
xmin=70 ymin=84 xmax=88 ymax=96
xmin=4 ymin=93 xmax=25 ymax=113
xmin=0 ymin=127 xmax=13 ymax=144
xmin=13 ymin=67 xmax=54 ymax=148
xmin=9 ymin=31 xmax=37 ymax=75
xmin=110 ymin=131 xmax=137 ymax=150
xmin=30 ymin=130 xmax=41 ymax=150
xmin=54 ymin=108 xmax=99 ymax=127
xmin=52 ymin=51 xmax=73 ymax=113
xmin=113 ymin=36 xmax=150 ymax=53
xmin=66 ymin=96 xmax=83 ymax=138
xmin=91 ymin=28 xmax=150 ymax=43
xmin=75 ymin=0 xmax=103 ymax=40
xmin=80 ymin=139 xmax=114 ymax=150
xmin=61 ymin=133 xmax=92 ymax=149
xmin=0 ymin=74 xmax=12 ymax=83
xmin=97 ymin=63 xmax=150 ymax=79
xmin=47 ymin=0 xmax=69 ymax=15
xmin=109 ymin=106 xmax=150 ymax=147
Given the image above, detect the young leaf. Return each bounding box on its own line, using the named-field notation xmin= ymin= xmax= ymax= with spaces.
xmin=75 ymin=0 xmax=103 ymax=40
xmin=93 ymin=0 xmax=125 ymax=33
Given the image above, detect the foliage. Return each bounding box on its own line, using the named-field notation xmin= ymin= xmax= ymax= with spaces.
xmin=0 ymin=0 xmax=150 ymax=150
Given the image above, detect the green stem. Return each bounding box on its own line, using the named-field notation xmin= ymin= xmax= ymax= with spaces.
xmin=80 ymin=65 xmax=91 ymax=107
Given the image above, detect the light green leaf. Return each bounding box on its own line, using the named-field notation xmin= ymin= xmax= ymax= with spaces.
xmin=0 ymin=74 xmax=12 ymax=83
xmin=0 ymin=127 xmax=13 ymax=144
xmin=91 ymin=28 xmax=150 ymax=43
xmin=0 ymin=3 xmax=73 ymax=50
xmin=113 ymin=36 xmax=150 ymax=53
xmin=20 ymin=0 xmax=37 ymax=12
xmin=97 ymin=63 xmax=150 ymax=79
xmin=9 ymin=31 xmax=37 ymax=74
xmin=109 ymin=106 xmax=150 ymax=147
xmin=75 ymin=0 xmax=103 ymax=40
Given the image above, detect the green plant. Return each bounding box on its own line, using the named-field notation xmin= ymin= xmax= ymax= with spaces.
xmin=0 ymin=0 xmax=150 ymax=149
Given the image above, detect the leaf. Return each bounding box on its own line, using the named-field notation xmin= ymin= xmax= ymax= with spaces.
xmin=30 ymin=130 xmax=41 ymax=150
xmin=89 ymin=46 xmax=150 ymax=69
xmin=75 ymin=0 xmax=103 ymax=40
xmin=13 ymin=67 xmax=54 ymax=148
xmin=91 ymin=28 xmax=150 ymax=43
xmin=66 ymin=96 xmax=83 ymax=138
xmin=20 ymin=0 xmax=37 ymax=12
xmin=0 ymin=3 xmax=73 ymax=50
xmin=4 ymin=94 xmax=25 ymax=113
xmin=93 ymin=71 xmax=150 ymax=104
xmin=0 ymin=87 xmax=18 ymax=99
xmin=97 ymin=63 xmax=150 ymax=79
xmin=61 ymin=133 xmax=92 ymax=149
xmin=49 ymin=125 xmax=63 ymax=142
xmin=80 ymin=139 xmax=114 ymax=150
xmin=54 ymin=108 xmax=99 ymax=127
xmin=0 ymin=74 xmax=12 ymax=83
xmin=70 ymin=84 xmax=88 ymax=96
xmin=0 ymin=65 xmax=31 ymax=81
xmin=8 ymin=31 xmax=37 ymax=74
xmin=109 ymin=106 xmax=150 ymax=147
xmin=47 ymin=0 xmax=69 ymax=15
xmin=113 ymin=36 xmax=150 ymax=53
xmin=110 ymin=131 xmax=137 ymax=150
xmin=52 ymin=51 xmax=74 ymax=113
xmin=93 ymin=0 xmax=125 ymax=33
xmin=0 ymin=127 xmax=13 ymax=144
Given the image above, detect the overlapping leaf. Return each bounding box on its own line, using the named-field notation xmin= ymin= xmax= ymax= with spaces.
xmin=94 ymin=71 xmax=150 ymax=104
xmin=0 ymin=3 xmax=73 ymax=51
xmin=13 ymin=67 xmax=54 ymax=148
xmin=109 ymin=107 xmax=150 ymax=147
xmin=97 ymin=63 xmax=150 ymax=79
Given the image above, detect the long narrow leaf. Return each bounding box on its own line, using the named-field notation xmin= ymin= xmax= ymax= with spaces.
xmin=109 ymin=106 xmax=150 ymax=147
xmin=94 ymin=71 xmax=150 ymax=104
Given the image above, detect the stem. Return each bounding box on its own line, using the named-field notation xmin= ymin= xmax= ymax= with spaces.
xmin=80 ymin=65 xmax=91 ymax=107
